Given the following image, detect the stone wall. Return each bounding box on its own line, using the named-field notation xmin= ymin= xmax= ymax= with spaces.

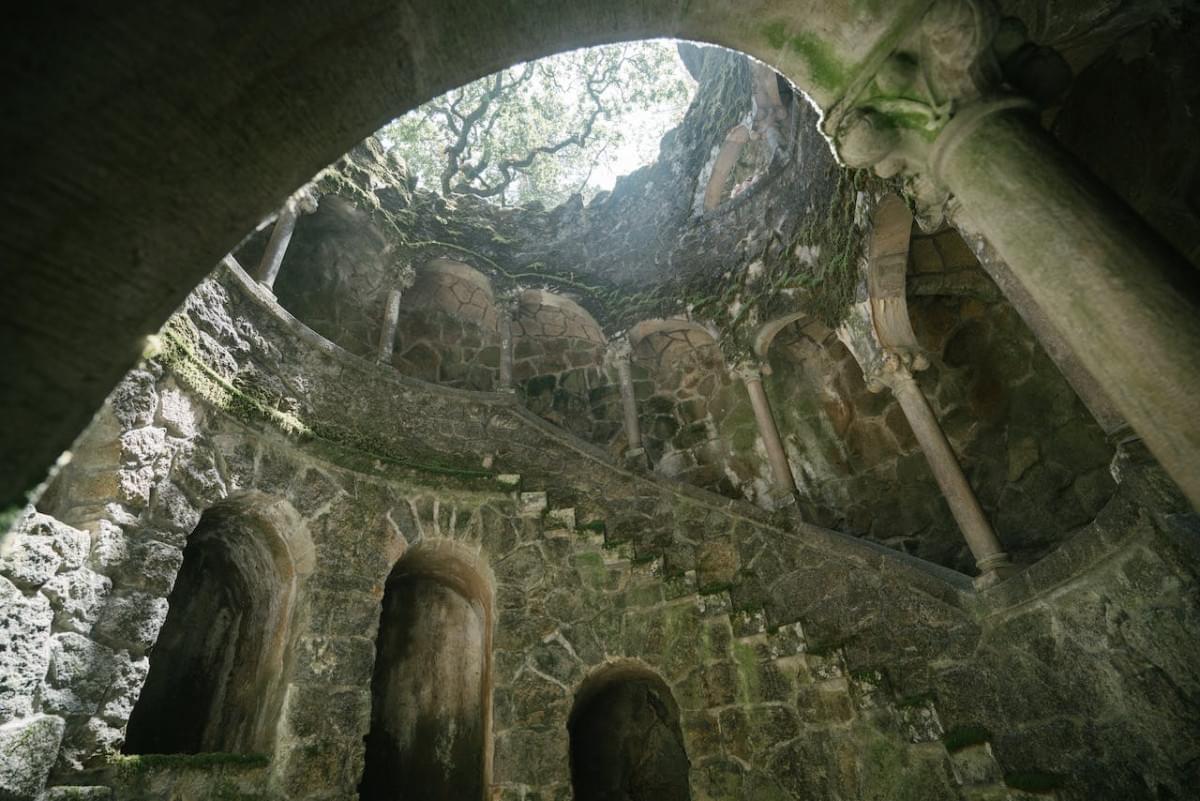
xmin=2 ymin=263 xmax=1195 ymax=801
xmin=761 ymin=228 xmax=1116 ymax=571
xmin=630 ymin=332 xmax=760 ymax=502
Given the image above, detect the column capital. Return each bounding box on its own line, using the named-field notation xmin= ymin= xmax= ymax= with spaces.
xmin=731 ymin=361 xmax=765 ymax=384
xmin=605 ymin=336 xmax=633 ymax=367
xmin=826 ymin=0 xmax=1067 ymax=225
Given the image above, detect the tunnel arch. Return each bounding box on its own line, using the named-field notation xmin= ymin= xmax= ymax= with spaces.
xmin=359 ymin=538 xmax=496 ymax=801
xmin=568 ymin=659 xmax=691 ymax=801
xmin=123 ymin=492 xmax=313 ymax=756
xmin=4 ymin=0 xmax=922 ymax=508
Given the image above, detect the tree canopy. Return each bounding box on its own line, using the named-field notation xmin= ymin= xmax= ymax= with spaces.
xmin=380 ymin=41 xmax=693 ymax=208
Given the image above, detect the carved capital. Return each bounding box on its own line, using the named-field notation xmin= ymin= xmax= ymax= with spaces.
xmin=605 ymin=336 xmax=633 ymax=368
xmin=731 ymin=361 xmax=765 ymax=385
xmin=828 ymin=0 xmax=1066 ymax=226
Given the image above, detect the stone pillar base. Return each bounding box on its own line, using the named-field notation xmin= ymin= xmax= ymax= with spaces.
xmin=973 ymin=553 xmax=1019 ymax=589
xmin=624 ymin=448 xmax=649 ymax=471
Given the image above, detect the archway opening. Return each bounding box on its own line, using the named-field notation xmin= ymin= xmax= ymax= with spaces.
xmin=568 ymin=663 xmax=691 ymax=801
xmin=359 ymin=543 xmax=493 ymax=801
xmin=123 ymin=499 xmax=302 ymax=756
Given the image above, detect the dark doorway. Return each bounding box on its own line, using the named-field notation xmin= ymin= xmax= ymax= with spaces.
xmin=124 ymin=504 xmax=297 ymax=755
xmin=569 ymin=672 xmax=691 ymax=801
xmin=359 ymin=549 xmax=491 ymax=801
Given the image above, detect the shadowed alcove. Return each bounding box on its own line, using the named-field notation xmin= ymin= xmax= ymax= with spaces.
xmin=568 ymin=661 xmax=691 ymax=801
xmin=359 ymin=541 xmax=494 ymax=801
xmin=123 ymin=494 xmax=311 ymax=755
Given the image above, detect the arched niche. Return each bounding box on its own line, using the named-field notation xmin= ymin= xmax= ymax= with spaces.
xmin=568 ymin=660 xmax=691 ymax=801
xmin=359 ymin=540 xmax=495 ymax=801
xmin=393 ymin=258 xmax=502 ymax=390
xmin=513 ymin=289 xmax=611 ymax=441
xmin=124 ymin=493 xmax=313 ymax=756
xmin=625 ymin=318 xmax=741 ymax=493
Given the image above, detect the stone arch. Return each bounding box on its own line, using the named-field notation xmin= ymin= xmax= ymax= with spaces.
xmin=123 ymin=492 xmax=313 ymax=756
xmin=6 ymin=0 xmax=912 ymax=507
xmin=392 ymin=258 xmax=503 ymax=389
xmin=752 ymin=311 xmax=838 ymax=365
xmin=360 ymin=538 xmax=495 ymax=801
xmin=513 ymin=289 xmax=612 ymax=442
xmin=568 ymin=659 xmax=691 ymax=801
xmin=625 ymin=318 xmax=745 ymax=494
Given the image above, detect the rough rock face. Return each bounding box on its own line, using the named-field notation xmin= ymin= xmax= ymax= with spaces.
xmin=0 ymin=715 xmax=65 ymax=800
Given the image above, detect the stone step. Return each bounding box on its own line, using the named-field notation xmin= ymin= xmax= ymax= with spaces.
xmin=517 ymin=491 xmax=547 ymax=517
xmin=948 ymin=742 xmax=1006 ymax=787
xmin=546 ymin=506 xmax=575 ymax=530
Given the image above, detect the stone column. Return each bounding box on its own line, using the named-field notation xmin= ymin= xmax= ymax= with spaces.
xmin=880 ymin=358 xmax=1012 ymax=582
xmin=932 ymin=104 xmax=1200 ymax=505
xmin=497 ymin=297 xmax=516 ymax=393
xmin=377 ymin=288 xmax=402 ymax=363
xmin=733 ymin=362 xmax=798 ymax=505
xmin=828 ymin=0 xmax=1200 ymax=508
xmin=252 ymin=199 xmax=299 ymax=291
xmin=607 ymin=338 xmax=646 ymax=468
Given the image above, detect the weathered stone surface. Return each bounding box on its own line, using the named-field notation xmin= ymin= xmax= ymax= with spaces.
xmin=0 ymin=531 xmax=61 ymax=589
xmin=90 ymin=592 xmax=168 ymax=651
xmin=41 ymin=569 xmax=112 ymax=634
xmin=0 ymin=579 xmax=53 ymax=723
xmin=0 ymin=715 xmax=64 ymax=800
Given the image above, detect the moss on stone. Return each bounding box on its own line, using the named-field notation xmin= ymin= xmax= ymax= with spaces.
xmin=109 ymin=752 xmax=269 ymax=779
xmin=159 ymin=317 xmax=495 ymax=483
xmin=732 ymin=640 xmax=760 ymax=703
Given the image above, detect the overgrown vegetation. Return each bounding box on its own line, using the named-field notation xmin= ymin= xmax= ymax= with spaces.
xmin=381 ymin=42 xmax=692 ymax=207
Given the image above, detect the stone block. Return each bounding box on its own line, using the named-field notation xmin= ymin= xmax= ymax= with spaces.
xmin=148 ymin=481 xmax=201 ymax=534
xmin=116 ymin=540 xmax=183 ymax=595
xmin=292 ymin=636 xmax=377 ymax=686
xmin=44 ymin=788 xmax=113 ymax=800
xmin=156 ymin=387 xmax=200 ymax=438
xmin=949 ymin=742 xmax=1005 ymax=787
xmin=91 ymin=591 xmax=168 ymax=651
xmin=0 ymin=579 xmax=53 ymax=722
xmin=282 ymin=684 xmax=371 ymax=739
xmin=518 ymin=492 xmax=548 ymax=517
xmin=546 ymin=507 xmax=575 ymax=530
xmin=110 ymin=370 xmax=158 ymax=430
xmin=42 ymin=569 xmax=113 ymax=634
xmin=0 ymin=714 xmax=65 ymax=800
xmin=0 ymin=531 xmax=61 ymax=589
xmin=897 ymin=698 xmax=945 ymax=743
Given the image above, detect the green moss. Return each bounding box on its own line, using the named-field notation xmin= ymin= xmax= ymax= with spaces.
xmin=761 ymin=22 xmax=849 ymax=90
xmin=732 ymin=640 xmax=760 ymax=703
xmin=942 ymin=724 xmax=992 ymax=752
xmin=159 ymin=318 xmax=494 ymax=483
xmin=573 ymin=551 xmax=607 ymax=588
xmin=577 ymin=519 xmax=606 ymax=532
xmin=1005 ymin=771 xmax=1067 ymax=793
xmin=109 ymin=752 xmax=268 ymax=779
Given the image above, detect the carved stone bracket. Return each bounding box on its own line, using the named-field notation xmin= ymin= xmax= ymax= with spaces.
xmin=827 ymin=0 xmax=1068 ymax=226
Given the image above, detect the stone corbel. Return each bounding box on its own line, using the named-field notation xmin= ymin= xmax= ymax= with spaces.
xmin=828 ymin=0 xmax=1068 ymax=227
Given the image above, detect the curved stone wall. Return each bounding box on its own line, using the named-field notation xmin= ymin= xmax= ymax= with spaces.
xmin=0 ymin=259 xmax=1196 ymax=801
